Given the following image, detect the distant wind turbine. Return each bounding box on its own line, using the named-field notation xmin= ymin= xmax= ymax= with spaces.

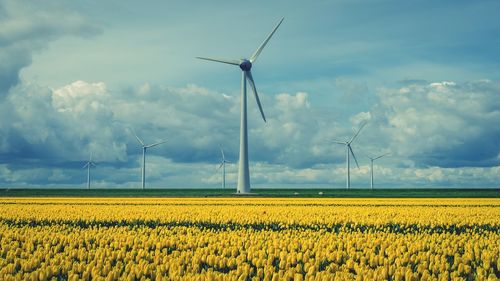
xmin=333 ymin=122 xmax=366 ymax=189
xmin=83 ymin=153 xmax=96 ymax=190
xmin=197 ymin=17 xmax=284 ymax=194
xmin=367 ymin=152 xmax=390 ymax=190
xmin=133 ymin=131 xmax=167 ymax=190
xmin=217 ymin=146 xmax=231 ymax=189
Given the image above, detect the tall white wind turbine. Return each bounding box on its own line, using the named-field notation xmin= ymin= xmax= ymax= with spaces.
xmin=367 ymin=152 xmax=389 ymax=190
xmin=333 ymin=122 xmax=366 ymax=189
xmin=217 ymin=147 xmax=231 ymax=189
xmin=133 ymin=132 xmax=167 ymax=190
xmin=83 ymin=153 xmax=96 ymax=190
xmin=197 ymin=17 xmax=284 ymax=194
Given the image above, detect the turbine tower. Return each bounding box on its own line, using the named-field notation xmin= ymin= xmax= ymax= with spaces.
xmin=133 ymin=132 xmax=167 ymax=190
xmin=83 ymin=153 xmax=96 ymax=190
xmin=333 ymin=122 xmax=366 ymax=189
xmin=197 ymin=17 xmax=284 ymax=194
xmin=217 ymin=146 xmax=231 ymax=189
xmin=367 ymin=153 xmax=389 ymax=190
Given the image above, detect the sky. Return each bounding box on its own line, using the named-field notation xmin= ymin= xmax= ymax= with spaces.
xmin=0 ymin=0 xmax=499 ymax=189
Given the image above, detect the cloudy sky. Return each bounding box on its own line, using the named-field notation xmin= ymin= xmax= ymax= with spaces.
xmin=1 ymin=0 xmax=499 ymax=189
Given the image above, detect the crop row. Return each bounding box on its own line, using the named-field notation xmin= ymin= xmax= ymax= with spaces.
xmin=1 ymin=218 xmax=499 ymax=235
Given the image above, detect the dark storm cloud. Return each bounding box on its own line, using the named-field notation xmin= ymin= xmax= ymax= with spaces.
xmin=0 ymin=0 xmax=99 ymax=98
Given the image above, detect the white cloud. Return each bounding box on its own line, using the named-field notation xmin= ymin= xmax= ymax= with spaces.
xmin=52 ymin=80 xmax=108 ymax=114
xmin=350 ymin=111 xmax=371 ymax=126
xmin=366 ymin=80 xmax=500 ymax=168
xmin=0 ymin=78 xmax=499 ymax=188
xmin=0 ymin=79 xmax=344 ymax=187
xmin=3 ymin=81 xmax=126 ymax=162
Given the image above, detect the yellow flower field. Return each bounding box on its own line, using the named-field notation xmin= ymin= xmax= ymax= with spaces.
xmin=0 ymin=198 xmax=499 ymax=280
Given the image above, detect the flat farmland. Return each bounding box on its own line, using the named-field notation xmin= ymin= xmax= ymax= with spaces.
xmin=0 ymin=198 xmax=499 ymax=280
xmin=1 ymin=188 xmax=499 ymax=198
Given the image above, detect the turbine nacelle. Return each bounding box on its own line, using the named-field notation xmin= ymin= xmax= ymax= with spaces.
xmin=239 ymin=59 xmax=252 ymax=71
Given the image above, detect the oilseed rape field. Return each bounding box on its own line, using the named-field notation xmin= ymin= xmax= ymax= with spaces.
xmin=0 ymin=198 xmax=499 ymax=280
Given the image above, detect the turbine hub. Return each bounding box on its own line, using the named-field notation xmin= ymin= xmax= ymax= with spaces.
xmin=239 ymin=59 xmax=252 ymax=71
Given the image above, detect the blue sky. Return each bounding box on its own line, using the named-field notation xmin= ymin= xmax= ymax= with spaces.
xmin=0 ymin=0 xmax=499 ymax=188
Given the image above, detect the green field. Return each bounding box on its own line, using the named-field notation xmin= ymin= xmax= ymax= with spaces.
xmin=0 ymin=188 xmax=498 ymax=198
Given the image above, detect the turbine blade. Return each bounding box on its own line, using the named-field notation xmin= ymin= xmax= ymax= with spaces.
xmin=246 ymin=71 xmax=266 ymax=122
xmin=220 ymin=147 xmax=225 ymax=160
xmin=196 ymin=57 xmax=240 ymax=66
xmin=349 ymin=121 xmax=367 ymax=144
xmin=132 ymin=130 xmax=145 ymax=146
xmin=83 ymin=162 xmax=89 ymax=168
xmin=349 ymin=146 xmax=360 ymax=168
xmin=217 ymin=163 xmax=223 ymax=171
xmin=146 ymin=140 xmax=167 ymax=148
xmin=374 ymin=152 xmax=390 ymax=160
xmin=332 ymin=140 xmax=347 ymax=145
xmin=90 ymin=162 xmax=97 ymax=167
xmin=250 ymin=17 xmax=284 ymax=63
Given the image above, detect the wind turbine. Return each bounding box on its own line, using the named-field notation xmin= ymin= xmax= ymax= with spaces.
xmin=83 ymin=153 xmax=96 ymax=190
xmin=133 ymin=131 xmax=167 ymax=190
xmin=333 ymin=122 xmax=366 ymax=189
xmin=367 ymin=152 xmax=389 ymax=190
xmin=197 ymin=17 xmax=284 ymax=194
xmin=217 ymin=146 xmax=231 ymax=189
